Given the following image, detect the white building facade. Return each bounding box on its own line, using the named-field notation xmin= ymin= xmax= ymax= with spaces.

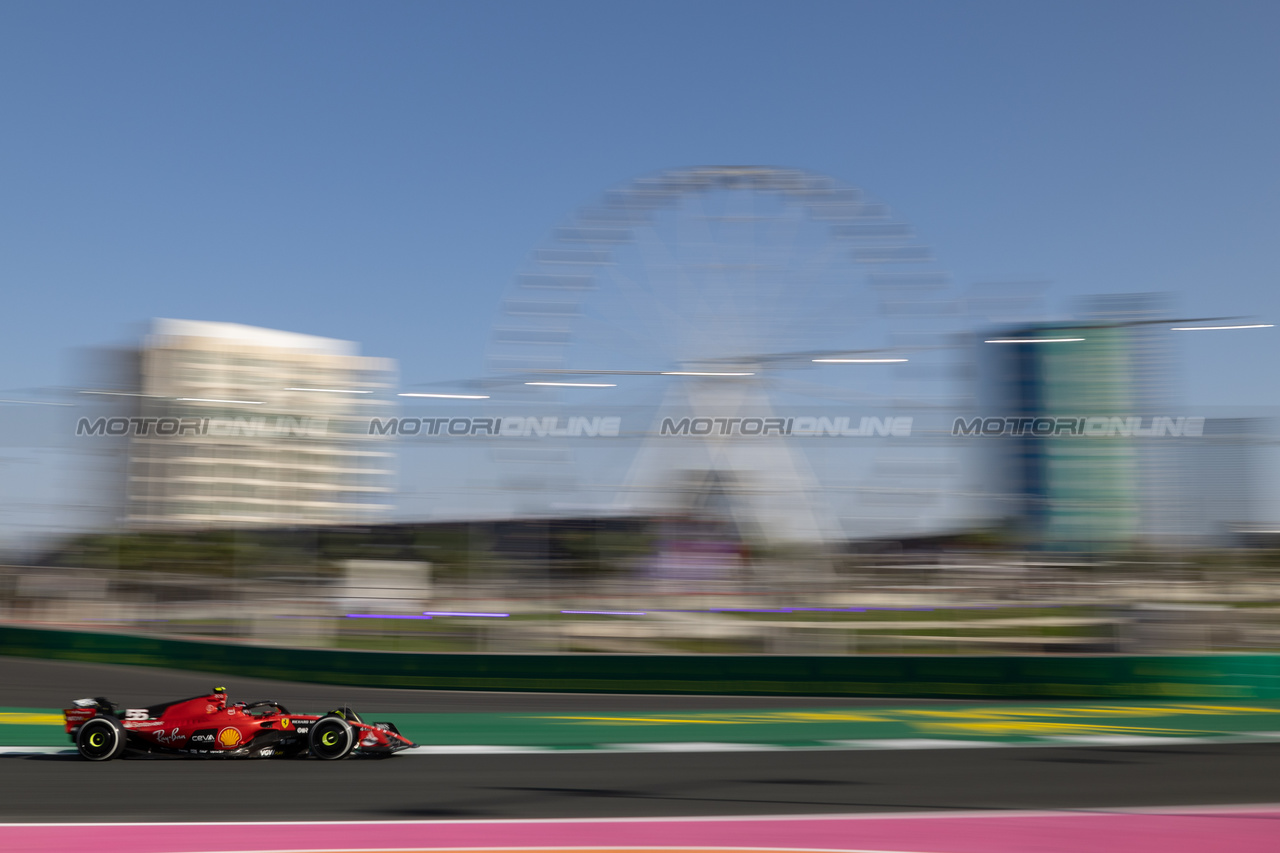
xmin=125 ymin=319 xmax=395 ymax=528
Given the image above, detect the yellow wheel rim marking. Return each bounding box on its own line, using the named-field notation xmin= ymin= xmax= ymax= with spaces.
xmin=88 ymin=733 xmax=103 ymax=748
xmin=322 ymin=732 xmax=338 ymax=746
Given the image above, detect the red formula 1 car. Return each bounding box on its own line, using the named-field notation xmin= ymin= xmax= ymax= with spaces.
xmin=62 ymin=686 xmax=416 ymax=761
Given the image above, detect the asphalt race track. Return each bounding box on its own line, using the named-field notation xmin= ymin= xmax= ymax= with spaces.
xmin=3 ymin=741 xmax=1279 ymax=821
xmin=3 ymin=655 xmax=1278 ymax=823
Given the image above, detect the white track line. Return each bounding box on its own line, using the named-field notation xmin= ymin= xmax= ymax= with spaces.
xmin=0 ymin=746 xmax=73 ymax=755
xmin=825 ymin=739 xmax=998 ymax=750
xmin=6 ymin=804 xmax=1280 ymax=827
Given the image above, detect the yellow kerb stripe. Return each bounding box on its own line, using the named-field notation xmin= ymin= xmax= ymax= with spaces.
xmin=0 ymin=713 xmax=64 ymax=726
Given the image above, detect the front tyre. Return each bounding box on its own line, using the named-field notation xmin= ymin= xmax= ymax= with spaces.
xmin=77 ymin=716 xmax=127 ymax=761
xmin=309 ymin=716 xmax=355 ymax=760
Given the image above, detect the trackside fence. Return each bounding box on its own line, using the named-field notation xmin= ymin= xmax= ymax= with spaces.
xmin=2 ymin=624 xmax=1278 ymax=699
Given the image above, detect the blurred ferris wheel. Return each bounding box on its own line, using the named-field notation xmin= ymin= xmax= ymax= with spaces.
xmin=482 ymin=166 xmax=969 ymax=541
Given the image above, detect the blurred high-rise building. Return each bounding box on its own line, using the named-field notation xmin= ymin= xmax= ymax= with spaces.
xmin=1179 ymin=417 xmax=1265 ymax=545
xmin=980 ymin=322 xmax=1139 ymax=550
xmin=119 ymin=319 xmax=396 ymax=529
xmin=975 ymin=294 xmax=1267 ymax=551
xmin=977 ymin=295 xmax=1176 ymax=551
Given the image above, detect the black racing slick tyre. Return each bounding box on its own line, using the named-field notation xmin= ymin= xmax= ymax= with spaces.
xmin=77 ymin=716 xmax=127 ymax=761
xmin=309 ymin=716 xmax=356 ymax=760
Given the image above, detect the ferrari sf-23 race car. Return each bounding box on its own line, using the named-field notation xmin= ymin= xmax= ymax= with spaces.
xmin=62 ymin=686 xmax=416 ymax=761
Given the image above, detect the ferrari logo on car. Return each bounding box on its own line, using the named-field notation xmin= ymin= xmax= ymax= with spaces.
xmin=281 ymin=718 xmax=291 ymax=729
xmin=217 ymin=727 xmax=242 ymax=748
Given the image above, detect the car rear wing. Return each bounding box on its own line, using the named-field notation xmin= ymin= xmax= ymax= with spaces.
xmin=63 ymin=697 xmax=114 ymax=734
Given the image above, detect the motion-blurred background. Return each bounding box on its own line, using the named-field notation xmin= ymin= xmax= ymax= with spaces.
xmin=2 ymin=2 xmax=1278 ymax=658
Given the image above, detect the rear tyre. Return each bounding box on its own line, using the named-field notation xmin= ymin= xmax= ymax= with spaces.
xmin=77 ymin=716 xmax=127 ymax=761
xmin=309 ymin=716 xmax=355 ymax=760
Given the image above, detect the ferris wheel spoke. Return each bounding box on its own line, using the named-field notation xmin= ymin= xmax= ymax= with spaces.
xmin=598 ymin=245 xmax=701 ymax=364
xmin=629 ymin=210 xmax=729 ymax=362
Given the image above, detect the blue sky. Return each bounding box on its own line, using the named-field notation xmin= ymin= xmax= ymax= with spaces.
xmin=0 ymin=2 xmax=1277 ymax=541
xmin=2 ymin=1 xmax=1276 ymax=397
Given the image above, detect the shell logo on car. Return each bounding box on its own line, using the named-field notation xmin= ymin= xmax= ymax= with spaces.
xmin=217 ymin=727 xmax=243 ymax=748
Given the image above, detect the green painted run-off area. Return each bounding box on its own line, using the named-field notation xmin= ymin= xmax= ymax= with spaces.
xmin=7 ymin=701 xmax=1280 ymax=748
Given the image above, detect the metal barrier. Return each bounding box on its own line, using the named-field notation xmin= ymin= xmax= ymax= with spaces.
xmin=2 ymin=623 xmax=1278 ymax=699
